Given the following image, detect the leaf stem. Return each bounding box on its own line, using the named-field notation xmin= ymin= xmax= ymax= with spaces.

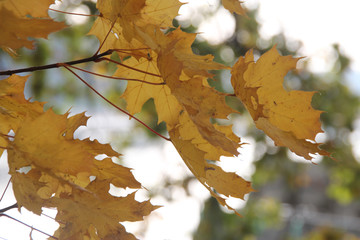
xmin=93 ymin=16 xmax=118 ymax=56
xmin=49 ymin=8 xmax=100 ymax=17
xmin=99 ymin=57 xmax=162 ymax=78
xmin=62 ymin=64 xmax=170 ymax=141
xmin=0 ymin=133 xmax=14 ymax=138
xmin=66 ymin=65 xmax=165 ymax=85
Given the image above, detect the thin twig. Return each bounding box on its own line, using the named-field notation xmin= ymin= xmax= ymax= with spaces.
xmin=99 ymin=57 xmax=162 ymax=78
xmin=62 ymin=64 xmax=171 ymax=141
xmin=0 ymin=178 xmax=12 ymax=202
xmin=0 ymin=213 xmax=58 ymax=239
xmin=66 ymin=65 xmax=165 ymax=85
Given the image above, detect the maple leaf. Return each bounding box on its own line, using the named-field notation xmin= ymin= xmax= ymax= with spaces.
xmin=0 ymin=0 xmax=55 ymax=18
xmin=140 ymin=0 xmax=184 ymax=29
xmin=0 ymin=75 xmax=156 ymax=239
xmin=115 ymin=51 xmax=183 ymax=127
xmin=96 ymin=0 xmax=182 ymax=44
xmin=157 ymin=48 xmax=239 ymax=155
xmin=222 ymin=0 xmax=247 ymax=16
xmin=0 ymin=75 xmax=44 ymax=155
xmin=88 ymin=18 xmax=149 ymax=59
xmin=0 ymin=0 xmax=66 ymax=52
xmin=176 ymin=111 xmax=241 ymax=160
xmin=50 ymin=180 xmax=158 ymax=240
xmin=231 ymin=46 xmax=330 ymax=160
xmin=6 ymin=109 xmax=157 ymax=239
xmin=169 ymin=111 xmax=254 ymax=215
xmin=113 ymin=23 xmax=250 ymax=212
xmin=115 ymin=27 xmax=230 ymax=128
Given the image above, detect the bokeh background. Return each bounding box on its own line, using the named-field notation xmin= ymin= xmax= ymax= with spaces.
xmin=1 ymin=0 xmax=360 ymax=239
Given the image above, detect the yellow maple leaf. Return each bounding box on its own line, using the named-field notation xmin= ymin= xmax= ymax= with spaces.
xmin=140 ymin=0 xmax=184 ymax=29
xmin=50 ymin=180 xmax=158 ymax=240
xmin=0 ymin=75 xmax=44 ymax=155
xmin=88 ymin=18 xmax=149 ymax=59
xmin=177 ymin=111 xmax=241 ymax=160
xmin=96 ymin=0 xmax=182 ymax=44
xmin=8 ymin=110 xmax=115 ymax=175
xmin=169 ymin=116 xmax=253 ymax=215
xmin=136 ymin=27 xmax=228 ymax=77
xmin=115 ymin=52 xmax=182 ymax=127
xmin=12 ymin=170 xmax=46 ymax=215
xmin=231 ymin=46 xmax=330 ymax=160
xmin=157 ymin=49 xmax=239 ymax=155
xmin=0 ymin=0 xmax=66 ymax=52
xmin=222 ymin=0 xmax=247 ymax=16
xmin=0 ymin=75 xmax=156 ymax=239
xmin=0 ymin=0 xmax=55 ymax=18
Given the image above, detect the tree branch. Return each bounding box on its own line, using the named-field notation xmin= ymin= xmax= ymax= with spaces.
xmin=0 ymin=49 xmax=114 ymax=76
xmin=0 ymin=203 xmax=18 ymax=213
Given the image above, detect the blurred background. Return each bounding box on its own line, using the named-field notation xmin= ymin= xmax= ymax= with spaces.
xmin=1 ymin=0 xmax=360 ymax=239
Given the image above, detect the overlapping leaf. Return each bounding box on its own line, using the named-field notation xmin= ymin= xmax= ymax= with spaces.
xmin=94 ymin=1 xmax=254 ymax=212
xmin=0 ymin=75 xmax=44 ymax=155
xmin=1 ymin=75 xmax=157 ymax=239
xmin=222 ymin=0 xmax=247 ymax=16
xmin=231 ymin=47 xmax=330 ymax=160
xmin=0 ymin=0 xmax=66 ymax=52
xmin=95 ymin=0 xmax=183 ymax=47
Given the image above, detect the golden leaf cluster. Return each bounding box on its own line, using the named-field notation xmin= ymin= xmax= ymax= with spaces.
xmin=0 ymin=0 xmax=330 ymax=239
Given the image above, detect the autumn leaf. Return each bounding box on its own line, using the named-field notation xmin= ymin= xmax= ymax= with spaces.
xmin=0 ymin=0 xmax=55 ymax=18
xmin=231 ymin=46 xmax=330 ymax=160
xmin=96 ymin=0 xmax=182 ymax=44
xmin=0 ymin=75 xmax=157 ymax=239
xmin=50 ymin=180 xmax=157 ymax=240
xmin=0 ymin=75 xmax=44 ymax=155
xmin=0 ymin=0 xmax=66 ymax=52
xmin=6 ymin=109 xmax=157 ymax=239
xmin=222 ymin=0 xmax=247 ymax=16
xmin=157 ymin=48 xmax=239 ymax=155
xmin=111 ymin=18 xmax=249 ymax=212
xmin=88 ymin=17 xmax=149 ymax=59
xmin=169 ymin=111 xmax=254 ymax=215
xmin=115 ymin=51 xmax=183 ymax=127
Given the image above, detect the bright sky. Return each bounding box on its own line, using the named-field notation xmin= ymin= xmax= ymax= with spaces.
xmin=1 ymin=0 xmax=360 ymax=239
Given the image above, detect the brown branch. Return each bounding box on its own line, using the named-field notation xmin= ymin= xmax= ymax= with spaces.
xmin=62 ymin=64 xmax=171 ymax=141
xmin=0 ymin=49 xmax=114 ymax=76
